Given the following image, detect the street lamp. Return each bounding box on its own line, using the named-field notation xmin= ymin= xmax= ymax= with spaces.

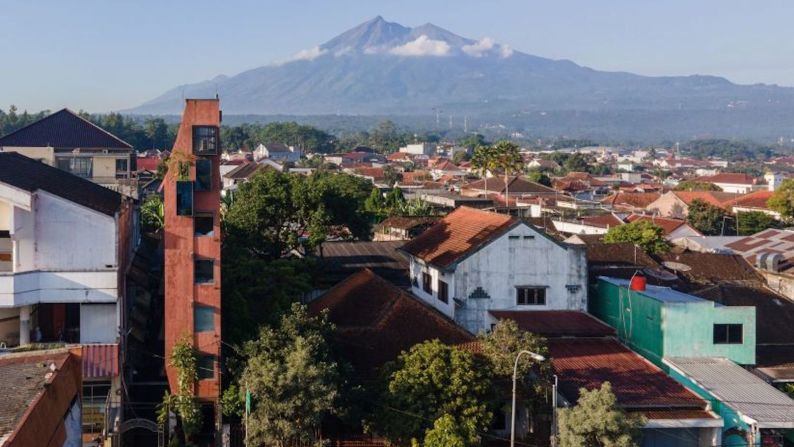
xmin=510 ymin=350 xmax=546 ymax=447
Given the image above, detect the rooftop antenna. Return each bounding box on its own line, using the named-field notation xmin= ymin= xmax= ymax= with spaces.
xmin=464 ymin=116 xmax=469 ymax=133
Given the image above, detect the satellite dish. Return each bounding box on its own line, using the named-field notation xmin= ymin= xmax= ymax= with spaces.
xmin=644 ymin=268 xmax=677 ymax=281
xmin=662 ymin=261 xmax=692 ymax=272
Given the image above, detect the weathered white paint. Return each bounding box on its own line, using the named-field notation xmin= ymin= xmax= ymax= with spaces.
xmin=409 ymin=222 xmax=588 ymax=333
xmin=0 ymin=270 xmax=118 ymax=307
xmin=80 ymin=303 xmax=118 ymax=343
xmin=551 ymin=220 xmax=610 ymax=235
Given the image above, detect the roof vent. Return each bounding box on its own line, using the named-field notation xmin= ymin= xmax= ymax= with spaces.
xmin=662 ymin=261 xmax=692 ymax=272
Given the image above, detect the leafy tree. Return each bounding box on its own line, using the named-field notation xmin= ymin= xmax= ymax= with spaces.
xmin=459 ymin=134 xmax=488 ymax=150
xmin=526 ymin=170 xmax=552 ymax=187
xmin=158 ymin=336 xmax=201 ymax=445
xmin=674 ymin=181 xmax=722 ymax=192
xmin=383 ymin=165 xmax=402 ymax=187
xmin=422 ymin=414 xmax=478 ymax=447
xmin=563 ymin=153 xmax=590 ymax=173
xmin=144 ymin=118 xmax=170 ymax=150
xmin=736 ymin=211 xmax=779 ymax=236
xmin=686 ymin=199 xmax=733 ymax=236
xmin=140 ymin=194 xmax=164 ymax=233
xmin=604 ymin=220 xmax=670 ymax=254
xmin=558 ymin=382 xmax=645 ymax=447
xmin=371 ymin=340 xmax=493 ymax=446
xmin=451 ymin=150 xmax=469 ymax=164
xmin=489 ymin=141 xmax=525 ymax=203
xmin=365 ymin=188 xmax=387 ymax=219
xmin=395 ymin=198 xmax=435 ymax=217
xmin=768 ymin=179 xmax=794 ymax=220
xmin=241 ymin=304 xmax=343 ymax=447
xmin=471 ymin=145 xmax=496 ymax=197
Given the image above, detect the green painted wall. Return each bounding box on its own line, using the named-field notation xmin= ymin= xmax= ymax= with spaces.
xmin=591 ymin=278 xmax=756 ymax=366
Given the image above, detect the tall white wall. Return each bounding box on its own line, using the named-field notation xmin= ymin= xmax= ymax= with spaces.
xmin=80 ymin=303 xmax=118 ymax=343
xmin=33 ymin=191 xmax=116 ymax=271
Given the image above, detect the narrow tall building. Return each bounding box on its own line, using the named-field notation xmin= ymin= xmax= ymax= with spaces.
xmin=164 ymin=99 xmax=223 ymax=424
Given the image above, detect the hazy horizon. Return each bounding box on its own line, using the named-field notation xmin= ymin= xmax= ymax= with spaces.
xmin=2 ymin=0 xmax=794 ymax=112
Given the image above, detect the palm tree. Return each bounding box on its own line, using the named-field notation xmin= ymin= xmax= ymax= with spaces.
xmin=471 ymin=145 xmax=495 ymax=201
xmin=490 ymin=141 xmax=524 ymax=213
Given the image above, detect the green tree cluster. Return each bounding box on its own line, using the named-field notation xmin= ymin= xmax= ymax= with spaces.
xmin=221 ymin=121 xmax=336 ymax=153
xmin=686 ymin=199 xmax=733 ymax=235
xmin=674 ymin=181 xmax=722 ymax=192
xmin=140 ymin=194 xmax=164 ymax=233
xmin=736 ymin=211 xmax=779 ymax=236
xmin=604 ymin=220 xmax=671 ymax=254
xmin=769 ymin=179 xmax=794 ymax=220
xmin=558 ymin=382 xmax=645 ymax=447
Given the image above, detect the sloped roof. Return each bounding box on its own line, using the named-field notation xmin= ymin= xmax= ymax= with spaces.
xmin=601 ymin=192 xmax=661 ymax=209
xmin=666 ymin=357 xmax=794 ymax=427
xmin=319 ymin=241 xmax=410 ymax=288
xmin=731 ymin=190 xmax=774 ymax=209
xmin=550 ymin=338 xmax=705 ymax=409
xmin=577 ymin=213 xmax=624 ymax=229
xmin=0 ymin=152 xmax=123 ymax=216
xmin=489 ymin=310 xmax=615 ymax=337
xmin=625 ymin=214 xmax=694 ymax=235
xmin=309 ymin=269 xmax=472 ymax=376
xmin=400 ymin=206 xmax=517 ymax=268
xmin=461 ymin=176 xmax=557 ymax=194
xmin=0 ymin=108 xmax=132 ymax=149
xmin=695 ymin=173 xmax=756 ymax=185
xmin=223 ymin=161 xmax=266 ymax=179
xmin=672 ymin=191 xmax=738 ymax=208
xmin=376 ymin=216 xmax=439 ymax=231
xmin=724 ymin=229 xmax=794 ymax=263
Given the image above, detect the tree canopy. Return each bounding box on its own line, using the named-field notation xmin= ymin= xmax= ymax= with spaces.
xmin=604 ymin=220 xmax=670 ymax=254
xmin=674 ymin=180 xmax=722 ymax=192
xmin=686 ymin=199 xmax=733 ymax=236
xmin=241 ymin=304 xmax=343 ymax=447
xmin=558 ymin=382 xmax=645 ymax=447
xmin=768 ymin=179 xmax=794 ymax=220
xmin=370 ymin=340 xmax=493 ymax=446
xmin=736 ymin=211 xmax=779 ymax=236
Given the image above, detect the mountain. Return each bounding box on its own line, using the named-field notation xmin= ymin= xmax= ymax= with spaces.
xmin=127 ymin=17 xmax=794 ymax=139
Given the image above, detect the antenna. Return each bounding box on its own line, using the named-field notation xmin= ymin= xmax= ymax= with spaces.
xmin=464 ymin=116 xmax=469 ymax=133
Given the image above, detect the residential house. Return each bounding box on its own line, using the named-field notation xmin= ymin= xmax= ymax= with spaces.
xmin=646 ymin=191 xmax=738 ymax=219
xmin=527 ymin=159 xmax=559 ymax=171
xmin=601 ymin=192 xmax=662 ymax=213
xmin=0 ymin=349 xmax=82 ymax=447
xmin=0 ymin=109 xmax=137 ymax=197
xmin=316 ymin=241 xmax=410 ymax=290
xmin=694 ymin=173 xmax=757 ymax=194
xmin=0 ymin=152 xmax=135 ymax=440
xmin=253 ymin=142 xmax=302 ymax=163
xmin=399 ymin=207 xmax=588 ymax=333
xmin=625 ymin=214 xmax=701 ymax=239
xmin=222 ymin=160 xmax=268 ymax=189
xmin=163 ymin=99 xmax=223 ymax=430
xmin=731 ymin=190 xmax=780 ymax=219
xmin=764 ymin=172 xmax=788 ymax=192
xmin=373 ymin=216 xmax=439 ymax=242
xmin=429 ymin=159 xmax=466 ymax=180
xmin=552 ymin=213 xmax=625 ymax=236
xmin=399 ymin=143 xmax=436 ymax=156
xmin=460 ymin=176 xmax=558 ymax=198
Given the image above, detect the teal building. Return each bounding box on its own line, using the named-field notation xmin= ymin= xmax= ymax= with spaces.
xmin=591 ymin=277 xmax=756 ymax=367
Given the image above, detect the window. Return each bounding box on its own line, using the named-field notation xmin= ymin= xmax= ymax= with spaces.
xmin=422 ymin=272 xmax=432 ymax=294
xmin=508 ymin=235 xmax=520 ymax=240
xmin=197 ymin=354 xmax=215 ymax=380
xmin=115 ymin=158 xmax=128 ymax=172
xmin=194 ymin=259 xmax=214 ymax=284
xmin=57 ymin=157 xmax=93 ymax=178
xmin=194 ymin=305 xmax=215 ymax=332
xmin=437 ymin=280 xmax=449 ymax=304
xmin=195 ymin=159 xmax=212 ymax=191
xmin=193 ymin=126 xmax=219 ymax=155
xmin=194 ymin=213 xmax=214 ymax=236
xmin=516 ymin=287 xmax=546 ymax=305
xmin=176 ymin=181 xmax=193 ymax=216
xmin=714 ymin=324 xmax=743 ymax=344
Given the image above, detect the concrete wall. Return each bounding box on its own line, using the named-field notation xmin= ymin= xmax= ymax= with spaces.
xmin=33 ymin=191 xmax=116 ymax=271
xmin=80 ymin=303 xmax=118 ymax=343
xmin=0 ymin=146 xmax=55 ymax=164
xmin=411 ymin=223 xmax=588 ymax=333
xmin=647 ymin=192 xmax=688 ymax=218
xmin=593 ymin=279 xmax=756 ymax=366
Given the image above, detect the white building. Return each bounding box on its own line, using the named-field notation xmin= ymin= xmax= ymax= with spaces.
xmin=400 ymin=207 xmax=588 ymax=333
xmin=399 ymin=143 xmax=436 ymax=156
xmin=254 ymin=143 xmax=302 ymax=163
xmin=0 ymin=152 xmax=135 ymax=347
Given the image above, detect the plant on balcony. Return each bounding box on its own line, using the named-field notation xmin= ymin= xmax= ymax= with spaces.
xmin=167 ymin=151 xmax=197 ymax=181
xmin=158 ymin=335 xmax=201 ymax=445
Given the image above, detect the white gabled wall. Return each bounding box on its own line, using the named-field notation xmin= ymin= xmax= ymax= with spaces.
xmin=409 ymin=223 xmax=588 ymax=333
xmin=32 ymin=191 xmax=116 ymax=271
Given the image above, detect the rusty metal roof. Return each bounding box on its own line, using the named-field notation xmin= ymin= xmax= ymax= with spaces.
xmin=489 ymin=310 xmax=615 ymax=338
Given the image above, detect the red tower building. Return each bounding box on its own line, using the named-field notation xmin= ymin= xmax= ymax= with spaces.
xmin=164 ymin=99 xmax=223 ymax=426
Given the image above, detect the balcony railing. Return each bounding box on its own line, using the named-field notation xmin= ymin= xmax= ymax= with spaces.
xmin=0 ymin=269 xmax=118 ymax=307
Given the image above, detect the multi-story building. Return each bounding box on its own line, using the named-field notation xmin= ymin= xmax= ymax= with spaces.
xmin=163 ymin=99 xmax=223 ymax=433
xmin=0 ymin=151 xmax=136 ymax=439
xmin=400 ymin=206 xmax=588 ymax=333
xmin=0 ymin=108 xmax=137 ymax=197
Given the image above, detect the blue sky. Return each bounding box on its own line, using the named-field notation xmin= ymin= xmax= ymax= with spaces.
xmin=1 ymin=0 xmax=793 ymax=112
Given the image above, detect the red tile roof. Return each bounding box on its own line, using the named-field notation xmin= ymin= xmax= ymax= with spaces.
xmin=578 ymin=214 xmax=624 ymax=229
xmin=549 ymin=338 xmax=705 ymax=409
xmin=601 ymin=192 xmax=662 ymax=209
xmin=695 ymin=173 xmax=756 ymax=185
xmin=673 ymin=191 xmax=738 ymax=208
xmin=309 ymin=269 xmax=472 ymax=375
xmin=354 ymin=167 xmax=385 ymax=180
xmin=625 ymin=214 xmax=694 ymax=235
xmin=135 ymin=157 xmax=161 ymax=172
xmin=489 ymin=311 xmax=615 ymax=337
xmin=732 ymin=190 xmax=774 ymax=209
xmin=400 ymin=207 xmax=517 ymax=268
xmin=462 ymin=176 xmax=557 ymax=194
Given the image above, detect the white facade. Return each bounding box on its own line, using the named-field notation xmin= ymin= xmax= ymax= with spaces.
xmin=407 ymin=223 xmax=588 ymax=333
xmin=0 ymin=186 xmax=122 ymax=346
xmin=254 ymin=143 xmax=302 ymax=163
xmin=713 ymin=182 xmax=754 ymax=194
xmin=400 ymin=143 xmax=436 ymax=156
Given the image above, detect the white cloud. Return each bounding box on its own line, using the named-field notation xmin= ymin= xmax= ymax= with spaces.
xmin=278 ymin=46 xmax=327 ymax=64
xmin=334 ymin=46 xmax=353 ymax=57
xmin=500 ymin=45 xmax=514 ymax=58
xmin=388 ymin=35 xmax=451 ymax=57
xmin=462 ymin=37 xmax=496 ymax=57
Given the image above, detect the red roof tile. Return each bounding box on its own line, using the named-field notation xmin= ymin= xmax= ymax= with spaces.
xmin=673 ymin=191 xmax=738 ymax=208
xmin=695 ymin=173 xmax=756 ymax=185
xmin=549 ymin=338 xmax=705 ymax=409
xmin=400 ymin=207 xmax=517 ymax=268
xmin=625 ymin=214 xmax=694 ymax=235
xmin=489 ymin=311 xmax=615 ymax=337
xmin=601 ymin=192 xmax=662 ymax=209
xmin=578 ymin=214 xmax=624 ymax=229
xmin=732 ymin=190 xmax=774 ymax=209
xmin=309 ymin=269 xmax=472 ymax=375
xmin=462 ymin=176 xmax=557 ymax=195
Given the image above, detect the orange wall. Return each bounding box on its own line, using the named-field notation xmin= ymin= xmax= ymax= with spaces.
xmin=164 ymin=99 xmax=222 ymax=399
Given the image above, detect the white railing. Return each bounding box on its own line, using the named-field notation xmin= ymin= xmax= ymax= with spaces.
xmin=0 ymin=270 xmax=118 ymax=307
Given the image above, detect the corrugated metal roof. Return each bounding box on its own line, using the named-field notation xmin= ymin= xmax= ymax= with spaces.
xmin=82 ymin=343 xmax=119 ymax=379
xmin=665 ymin=357 xmax=794 ymax=427
xmin=489 ymin=310 xmax=615 ymax=338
